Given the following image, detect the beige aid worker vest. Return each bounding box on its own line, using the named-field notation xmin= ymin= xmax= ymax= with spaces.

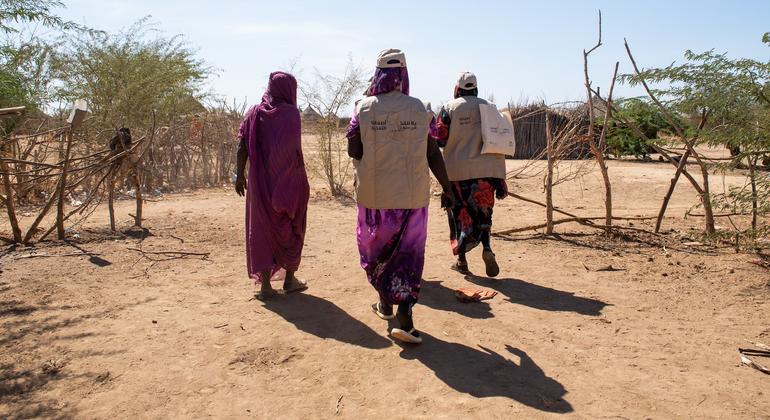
xmin=443 ymin=96 xmax=506 ymax=181
xmin=355 ymin=91 xmax=432 ymax=209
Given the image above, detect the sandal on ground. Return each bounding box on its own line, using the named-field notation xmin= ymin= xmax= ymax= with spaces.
xmin=482 ymin=250 xmax=500 ymax=278
xmin=451 ymin=260 xmax=470 ymax=274
xmin=371 ymin=302 xmax=395 ymax=320
xmin=391 ymin=328 xmax=422 ymax=344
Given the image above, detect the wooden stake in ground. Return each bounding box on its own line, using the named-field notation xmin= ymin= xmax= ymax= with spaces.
xmin=55 ymin=100 xmax=88 ymax=240
xmin=0 ymin=106 xmax=26 ymax=242
xmin=0 ymin=158 xmax=22 ymax=242
xmin=108 ymin=175 xmax=116 ymax=231
xmin=545 ymin=109 xmax=555 ymax=235
xmin=594 ymin=62 xmax=619 ymax=235
xmin=56 ymin=128 xmax=73 ymax=240
xmin=749 ymin=155 xmax=758 ymax=230
xmin=131 ymin=111 xmax=157 ymax=228
xmin=132 ymin=165 xmax=143 ymax=228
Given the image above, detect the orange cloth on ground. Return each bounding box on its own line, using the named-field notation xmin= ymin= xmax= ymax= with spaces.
xmin=454 ymin=288 xmax=497 ymax=303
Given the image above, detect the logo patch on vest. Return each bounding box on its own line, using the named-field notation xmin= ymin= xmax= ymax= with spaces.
xmin=458 ymin=116 xmax=472 ymax=125
xmin=399 ymin=120 xmax=417 ymax=131
xmin=370 ymin=120 xmax=387 ymax=131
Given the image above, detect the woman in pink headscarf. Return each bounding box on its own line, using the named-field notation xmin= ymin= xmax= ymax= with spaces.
xmin=235 ymin=71 xmax=309 ymax=299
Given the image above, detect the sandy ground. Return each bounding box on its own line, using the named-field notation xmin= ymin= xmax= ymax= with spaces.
xmin=1 ymin=157 xmax=769 ymax=419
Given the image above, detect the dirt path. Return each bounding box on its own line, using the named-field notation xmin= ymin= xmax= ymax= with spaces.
xmin=1 ymin=159 xmax=769 ymax=419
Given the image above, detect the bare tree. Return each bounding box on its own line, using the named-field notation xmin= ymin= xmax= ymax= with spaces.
xmin=582 ymin=10 xmax=618 ymax=236
xmin=299 ymin=58 xmax=365 ymax=196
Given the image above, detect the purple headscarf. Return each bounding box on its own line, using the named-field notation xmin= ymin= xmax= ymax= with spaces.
xmin=346 ymin=66 xmax=439 ymax=140
xmin=365 ymin=67 xmax=410 ymax=96
xmin=347 ymin=66 xmax=421 ymax=139
xmin=239 ymin=71 xmax=310 ymax=283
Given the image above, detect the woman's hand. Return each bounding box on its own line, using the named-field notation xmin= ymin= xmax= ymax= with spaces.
xmin=235 ymin=138 xmax=248 ymax=197
xmin=441 ymin=188 xmax=457 ymax=209
xmin=235 ymin=175 xmax=247 ymax=196
xmin=495 ymin=179 xmax=509 ymax=200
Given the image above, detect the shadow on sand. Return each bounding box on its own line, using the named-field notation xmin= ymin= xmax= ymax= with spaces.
xmin=398 ymin=335 xmax=573 ymax=413
xmin=261 ymin=293 xmax=391 ymax=349
xmin=464 ymin=275 xmax=609 ymax=316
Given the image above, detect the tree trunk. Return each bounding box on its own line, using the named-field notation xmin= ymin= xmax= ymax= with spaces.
xmin=684 ymin=146 xmax=716 ymax=235
xmin=22 ymin=187 xmax=57 ymax=244
xmin=654 ymin=112 xmax=709 ymax=233
xmin=655 ymin=148 xmax=693 ymax=232
xmin=108 ymin=174 xmax=116 ymax=231
xmin=749 ymin=155 xmax=758 ymax=231
xmin=545 ymin=111 xmax=555 ymax=235
xmin=590 ymin=145 xmax=612 ymax=235
xmin=698 ymin=158 xmax=715 ymax=235
xmin=0 ymin=158 xmax=22 ymax=242
xmin=133 ymin=165 xmax=143 ymax=227
xmin=593 ymin=62 xmax=619 ymax=236
xmin=56 ymin=129 xmax=73 ymax=240
xmin=199 ymin=117 xmax=209 ymax=185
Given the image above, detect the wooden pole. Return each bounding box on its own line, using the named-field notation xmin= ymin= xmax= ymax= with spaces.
xmin=108 ymin=175 xmax=116 ymax=231
xmin=22 ymin=186 xmax=57 ymax=243
xmin=596 ymin=62 xmax=619 ymax=235
xmin=56 ymin=128 xmax=73 ymax=239
xmin=545 ymin=110 xmax=555 ymax=235
xmin=0 ymin=158 xmax=22 ymax=242
xmin=750 ymin=155 xmax=758 ymax=231
xmin=132 ymin=165 xmax=143 ymax=227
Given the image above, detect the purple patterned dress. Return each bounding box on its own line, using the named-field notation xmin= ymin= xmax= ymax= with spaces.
xmin=357 ymin=206 xmax=427 ymax=306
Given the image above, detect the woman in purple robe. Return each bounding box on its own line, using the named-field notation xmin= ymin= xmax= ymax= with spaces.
xmin=235 ymin=71 xmax=309 ymax=299
xmin=347 ymin=49 xmax=455 ymax=344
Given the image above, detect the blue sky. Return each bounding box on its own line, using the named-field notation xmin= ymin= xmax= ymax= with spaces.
xmin=57 ymin=0 xmax=769 ymax=111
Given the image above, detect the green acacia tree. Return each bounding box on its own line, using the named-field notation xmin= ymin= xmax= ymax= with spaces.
xmin=622 ymin=34 xmax=770 ymax=239
xmin=0 ymin=0 xmax=82 ymax=34
xmin=53 ymin=18 xmax=209 ymax=137
xmin=0 ymin=0 xmax=82 ymax=132
xmin=606 ymin=97 xmax=680 ymax=159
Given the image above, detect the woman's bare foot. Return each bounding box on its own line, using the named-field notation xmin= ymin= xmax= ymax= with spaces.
xmin=255 ymin=286 xmax=278 ymax=301
xmin=283 ymin=273 xmax=308 ymax=293
xmin=256 ymin=270 xmax=278 ymax=300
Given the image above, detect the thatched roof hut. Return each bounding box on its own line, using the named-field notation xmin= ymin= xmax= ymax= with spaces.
xmin=301 ymin=105 xmax=322 ymax=122
xmin=504 ymin=104 xmax=592 ymax=160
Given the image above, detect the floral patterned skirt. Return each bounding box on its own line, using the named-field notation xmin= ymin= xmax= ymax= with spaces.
xmin=356 ymin=204 xmax=427 ymax=307
xmin=447 ymin=178 xmax=505 ymax=255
